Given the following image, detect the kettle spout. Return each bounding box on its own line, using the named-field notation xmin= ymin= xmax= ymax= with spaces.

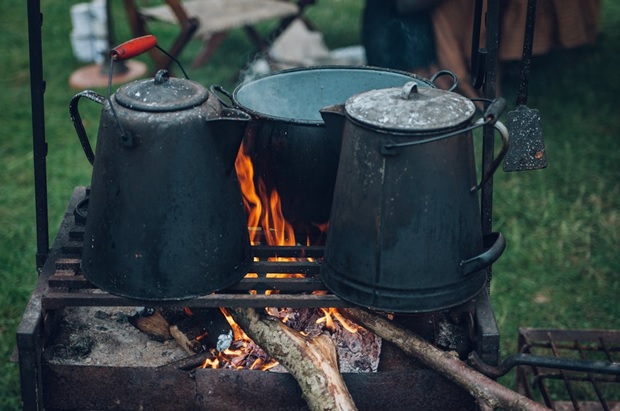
xmin=207 ymin=108 xmax=251 ymax=175
xmin=320 ymin=104 xmax=346 ymax=133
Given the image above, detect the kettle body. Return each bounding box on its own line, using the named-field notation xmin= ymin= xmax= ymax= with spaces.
xmin=320 ymin=83 xmax=507 ymax=312
xmin=70 ymin=71 xmax=252 ymax=300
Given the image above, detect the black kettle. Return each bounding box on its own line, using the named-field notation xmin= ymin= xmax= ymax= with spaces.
xmin=70 ymin=69 xmax=252 ymax=301
xmin=320 ymin=81 xmax=509 ymax=313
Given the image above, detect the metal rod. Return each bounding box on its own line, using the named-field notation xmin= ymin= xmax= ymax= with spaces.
xmin=576 ymin=341 xmax=611 ymax=411
xmin=481 ymin=0 xmax=500 ymax=235
xmin=469 ymin=350 xmax=620 ymax=379
xmin=28 ymin=0 xmax=49 ymax=270
xmin=548 ymin=332 xmax=581 ymax=410
xmin=480 ymin=0 xmax=501 ymax=288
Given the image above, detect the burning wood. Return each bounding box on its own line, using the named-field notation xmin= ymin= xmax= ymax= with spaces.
xmin=268 ymin=307 xmax=380 ymax=373
xmin=230 ymin=307 xmax=357 ymax=411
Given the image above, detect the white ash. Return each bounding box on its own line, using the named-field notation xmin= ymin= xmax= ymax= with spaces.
xmin=43 ymin=306 xmax=187 ymax=367
xmin=44 ymin=306 xmax=381 ymax=373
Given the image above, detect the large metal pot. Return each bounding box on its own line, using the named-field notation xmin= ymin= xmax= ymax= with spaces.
xmin=319 ymin=82 xmax=509 ymax=312
xmin=69 ymin=70 xmax=252 ymax=301
xmin=215 ymin=67 xmax=452 ymax=233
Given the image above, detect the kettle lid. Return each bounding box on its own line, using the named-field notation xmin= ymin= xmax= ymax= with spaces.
xmin=114 ymin=70 xmax=209 ymax=112
xmin=345 ymin=82 xmax=475 ymax=132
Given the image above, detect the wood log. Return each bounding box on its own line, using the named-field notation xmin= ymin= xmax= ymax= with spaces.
xmin=127 ymin=309 xmax=171 ymax=342
xmin=158 ymin=350 xmax=216 ymax=371
xmin=230 ymin=307 xmax=357 ymax=411
xmin=170 ymin=324 xmax=201 ymax=355
xmin=341 ymin=308 xmax=549 ymax=411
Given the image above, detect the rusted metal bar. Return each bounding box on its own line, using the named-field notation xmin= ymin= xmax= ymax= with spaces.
xmin=43 ymin=366 xmax=475 ymax=411
xmin=516 ymin=328 xmax=620 ymax=410
xmin=252 ymin=245 xmax=324 ymax=258
xmin=469 ymin=351 xmax=620 ymax=378
xmin=547 ymin=332 xmax=581 ymax=410
xmin=28 ymin=0 xmax=49 ymax=270
xmin=42 ymin=292 xmax=351 ymax=310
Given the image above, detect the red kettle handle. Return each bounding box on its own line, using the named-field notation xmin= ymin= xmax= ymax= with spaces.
xmin=111 ymin=35 xmax=157 ymax=61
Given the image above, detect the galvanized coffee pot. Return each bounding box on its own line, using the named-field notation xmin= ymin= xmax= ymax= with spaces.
xmin=69 ymin=65 xmax=252 ymax=301
xmin=320 ymin=81 xmax=509 ymax=313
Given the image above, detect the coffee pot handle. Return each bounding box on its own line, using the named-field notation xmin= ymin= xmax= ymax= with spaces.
xmin=430 ymin=70 xmax=458 ymax=92
xmin=69 ymin=90 xmax=105 ymax=166
xmin=470 ymin=119 xmax=510 ymax=192
xmin=460 ymin=232 xmax=506 ymax=276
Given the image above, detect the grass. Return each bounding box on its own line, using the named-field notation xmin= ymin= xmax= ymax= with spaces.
xmin=1 ymin=0 xmax=619 ymax=409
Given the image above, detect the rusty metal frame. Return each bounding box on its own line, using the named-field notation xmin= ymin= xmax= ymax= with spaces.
xmin=18 ymin=186 xmax=502 ymax=410
xmin=516 ymin=328 xmax=620 ymax=410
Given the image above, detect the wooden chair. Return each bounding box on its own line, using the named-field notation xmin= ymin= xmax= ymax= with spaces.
xmin=123 ymin=0 xmax=315 ymax=71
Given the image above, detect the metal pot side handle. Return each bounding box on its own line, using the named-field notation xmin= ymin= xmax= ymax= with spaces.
xmin=69 ymin=90 xmax=106 ymax=166
xmin=430 ymin=70 xmax=458 ymax=92
xmin=470 ymin=118 xmax=510 ymax=192
xmin=459 ymin=232 xmax=506 ymax=276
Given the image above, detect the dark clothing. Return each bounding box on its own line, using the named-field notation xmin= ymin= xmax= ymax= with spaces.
xmin=362 ymin=0 xmax=436 ymax=71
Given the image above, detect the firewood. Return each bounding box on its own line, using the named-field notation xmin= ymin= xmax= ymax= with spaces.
xmin=170 ymin=324 xmax=201 ymax=356
xmin=230 ymin=307 xmax=357 ymax=411
xmin=127 ymin=309 xmax=171 ymax=342
xmin=158 ymin=350 xmax=216 ymax=371
xmin=341 ymin=308 xmax=549 ymax=411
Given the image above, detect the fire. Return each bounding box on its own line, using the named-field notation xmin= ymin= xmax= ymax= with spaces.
xmin=199 ymin=307 xmax=279 ymax=371
xmin=235 ymin=143 xmax=302 ymax=286
xmin=234 ymin=145 xmax=262 ymax=244
xmin=316 ymin=308 xmax=359 ymax=334
xmin=220 ymin=307 xmax=248 ymax=342
xmin=197 ymin=143 xmax=355 ymax=371
xmin=235 ymin=145 xmax=295 ymax=246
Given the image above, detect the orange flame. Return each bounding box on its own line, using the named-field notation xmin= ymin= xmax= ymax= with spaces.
xmin=220 ymin=307 xmax=247 ymax=342
xmin=316 ymin=308 xmax=359 ymax=334
xmin=198 ymin=143 xmax=357 ymax=372
xmin=235 ymin=146 xmax=262 ymax=244
xmin=235 ymin=144 xmax=296 ymax=246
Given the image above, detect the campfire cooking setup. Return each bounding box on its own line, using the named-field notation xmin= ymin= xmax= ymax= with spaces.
xmin=17 ymin=0 xmax=620 ymax=410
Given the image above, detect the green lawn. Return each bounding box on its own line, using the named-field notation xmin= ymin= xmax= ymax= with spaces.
xmin=1 ymin=0 xmax=619 ymax=409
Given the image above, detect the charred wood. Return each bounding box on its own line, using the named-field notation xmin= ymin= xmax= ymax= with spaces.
xmin=159 ymin=350 xmax=216 ymax=371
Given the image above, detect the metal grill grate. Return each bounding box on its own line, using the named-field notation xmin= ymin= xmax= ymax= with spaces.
xmin=516 ymin=328 xmax=620 ymax=411
xmin=41 ymin=188 xmax=351 ymax=310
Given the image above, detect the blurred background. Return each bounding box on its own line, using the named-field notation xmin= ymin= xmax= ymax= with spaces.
xmin=1 ymin=0 xmax=619 ymax=409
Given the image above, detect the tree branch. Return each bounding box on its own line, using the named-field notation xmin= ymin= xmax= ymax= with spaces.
xmin=341 ymin=308 xmax=548 ymax=411
xmin=230 ymin=307 xmax=357 ymax=411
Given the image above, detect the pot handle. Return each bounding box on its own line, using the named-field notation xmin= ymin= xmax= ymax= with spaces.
xmin=69 ymin=90 xmax=106 ymax=166
xmin=210 ymin=85 xmax=235 ymax=109
xmin=459 ymin=232 xmax=506 ymax=276
xmin=430 ymin=70 xmax=458 ymax=92
xmin=380 ymin=97 xmax=510 ymax=191
xmin=470 ymin=118 xmax=510 ymax=192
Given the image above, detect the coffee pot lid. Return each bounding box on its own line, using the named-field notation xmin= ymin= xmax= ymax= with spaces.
xmin=345 ymin=82 xmax=476 ymax=132
xmin=114 ymin=70 xmax=209 ymax=112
